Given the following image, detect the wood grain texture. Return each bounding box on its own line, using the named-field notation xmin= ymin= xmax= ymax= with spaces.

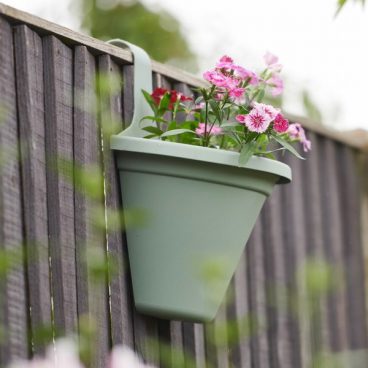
xmin=246 ymin=220 xmax=270 ymax=368
xmin=281 ymin=152 xmax=311 ymax=368
xmin=0 ymin=17 xmax=28 ymax=364
xmin=262 ymin=188 xmax=296 ymax=368
xmin=98 ymin=55 xmax=134 ymax=349
xmin=231 ymin=254 xmax=252 ymax=368
xmin=319 ymin=138 xmax=349 ymax=352
xmin=74 ymin=46 xmax=111 ymax=367
xmin=13 ymin=24 xmax=52 ymax=355
xmin=338 ymin=146 xmax=368 ymax=349
xmin=43 ymin=35 xmax=78 ymax=336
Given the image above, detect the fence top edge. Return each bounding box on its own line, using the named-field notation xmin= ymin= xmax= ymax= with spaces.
xmin=1 ymin=2 xmax=368 ymax=152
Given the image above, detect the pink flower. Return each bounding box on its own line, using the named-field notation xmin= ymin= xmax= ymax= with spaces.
xmin=210 ymin=125 xmax=223 ymax=135
xmin=236 ymin=114 xmax=247 ymax=124
xmin=273 ymin=113 xmax=289 ymax=133
xmin=264 ymin=51 xmax=282 ymax=72
xmin=193 ymin=102 xmax=205 ymax=111
xmin=264 ymin=51 xmax=278 ymax=66
xmin=244 ymin=107 xmax=273 ymax=133
xmin=219 ymin=55 xmax=233 ymax=63
xmin=229 ymin=87 xmax=245 ymax=104
xmin=203 ymin=70 xmax=239 ymax=90
xmin=195 ymin=123 xmax=222 ymax=136
xmin=233 ymin=65 xmax=259 ymax=85
xmin=203 ymin=70 xmax=227 ymax=87
xmin=253 ymin=102 xmax=279 ymax=120
xmin=216 ymin=55 xmax=234 ymax=70
xmin=287 ymin=123 xmax=312 ymax=152
xmin=268 ymin=74 xmax=284 ymax=96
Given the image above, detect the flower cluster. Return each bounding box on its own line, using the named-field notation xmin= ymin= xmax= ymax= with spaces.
xmin=141 ymin=53 xmax=311 ymax=164
xmin=8 ymin=339 xmax=156 ymax=368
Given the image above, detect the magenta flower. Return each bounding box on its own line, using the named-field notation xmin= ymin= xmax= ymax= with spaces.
xmin=268 ymin=74 xmax=284 ymax=96
xmin=216 ymin=55 xmax=234 ymax=70
xmin=236 ymin=114 xmax=247 ymax=124
xmin=244 ymin=107 xmax=273 ymax=133
xmin=273 ymin=113 xmax=289 ymax=133
xmin=203 ymin=70 xmax=239 ymax=90
xmin=229 ymin=87 xmax=246 ymax=104
xmin=219 ymin=55 xmax=233 ymax=63
xmin=287 ymin=123 xmax=311 ymax=152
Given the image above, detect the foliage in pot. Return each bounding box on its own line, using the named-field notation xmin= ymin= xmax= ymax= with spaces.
xmin=110 ymin=42 xmax=309 ymax=322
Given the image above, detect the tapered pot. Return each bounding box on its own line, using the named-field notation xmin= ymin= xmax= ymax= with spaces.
xmin=111 ymin=136 xmax=291 ymax=322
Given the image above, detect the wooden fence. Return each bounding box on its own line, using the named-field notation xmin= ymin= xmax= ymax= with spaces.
xmin=1 ymin=3 xmax=368 ymax=367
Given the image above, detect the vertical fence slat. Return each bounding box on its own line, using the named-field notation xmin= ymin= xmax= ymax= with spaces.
xmin=43 ymin=35 xmax=78 ymax=335
xmin=302 ymin=132 xmax=331 ymax=355
xmin=262 ymin=188 xmax=295 ymax=368
xmin=281 ymin=152 xmax=311 ymax=368
xmin=247 ymin=219 xmax=270 ymax=368
xmin=231 ymin=253 xmax=252 ymax=368
xmin=13 ymin=24 xmax=52 ymax=354
xmin=98 ymin=55 xmax=134 ymax=349
xmin=74 ymin=46 xmax=111 ymax=366
xmin=319 ymin=139 xmax=349 ymax=353
xmin=339 ymin=146 xmax=368 ymax=349
xmin=0 ymin=17 xmax=28 ymax=364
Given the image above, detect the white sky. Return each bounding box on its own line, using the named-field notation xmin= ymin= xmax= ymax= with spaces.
xmin=2 ymin=0 xmax=368 ymax=131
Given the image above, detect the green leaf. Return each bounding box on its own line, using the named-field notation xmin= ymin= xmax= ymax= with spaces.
xmin=209 ymin=100 xmax=221 ymax=122
xmin=158 ymin=92 xmax=171 ymax=116
xmin=161 ymin=129 xmax=195 ymax=138
xmin=142 ymin=89 xmax=157 ymax=113
xmin=256 ymin=88 xmax=265 ymax=102
xmin=239 ymin=141 xmax=257 ymax=166
xmin=142 ymin=126 xmax=163 ymax=135
xmin=271 ymin=134 xmax=305 ymax=159
xmin=140 ymin=116 xmax=167 ymax=124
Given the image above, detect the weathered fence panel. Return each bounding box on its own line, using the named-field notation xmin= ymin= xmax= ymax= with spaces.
xmin=0 ymin=4 xmax=368 ymax=367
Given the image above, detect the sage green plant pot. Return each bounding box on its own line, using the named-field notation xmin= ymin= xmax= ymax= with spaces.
xmin=111 ymin=136 xmax=291 ymax=322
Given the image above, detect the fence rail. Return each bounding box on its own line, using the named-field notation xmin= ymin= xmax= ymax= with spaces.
xmin=0 ymin=4 xmax=368 ymax=367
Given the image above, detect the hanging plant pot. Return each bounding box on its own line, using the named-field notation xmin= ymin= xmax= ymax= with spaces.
xmin=109 ymin=40 xmax=291 ymax=322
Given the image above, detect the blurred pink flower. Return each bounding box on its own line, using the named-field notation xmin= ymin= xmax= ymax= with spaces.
xmin=268 ymin=74 xmax=284 ymax=96
xmin=8 ymin=339 xmax=84 ymax=368
xmin=195 ymin=123 xmax=222 ymax=136
xmin=264 ymin=51 xmax=282 ymax=72
xmin=236 ymin=114 xmax=247 ymax=124
xmin=229 ymin=87 xmax=246 ymax=104
xmin=287 ymin=123 xmax=311 ymax=152
xmin=264 ymin=51 xmax=278 ymax=66
xmin=233 ymin=65 xmax=259 ymax=85
xmin=216 ymin=55 xmax=234 ymax=70
xmin=203 ymin=70 xmax=239 ymax=90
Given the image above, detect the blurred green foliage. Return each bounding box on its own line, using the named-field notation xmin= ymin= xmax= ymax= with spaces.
xmin=336 ymin=0 xmax=365 ymax=15
xmin=78 ymin=0 xmax=198 ymax=71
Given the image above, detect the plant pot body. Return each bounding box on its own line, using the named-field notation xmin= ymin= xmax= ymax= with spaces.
xmin=112 ymin=136 xmax=291 ymax=322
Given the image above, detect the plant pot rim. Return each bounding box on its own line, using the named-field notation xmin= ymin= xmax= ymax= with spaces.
xmin=111 ymin=135 xmax=292 ymax=184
